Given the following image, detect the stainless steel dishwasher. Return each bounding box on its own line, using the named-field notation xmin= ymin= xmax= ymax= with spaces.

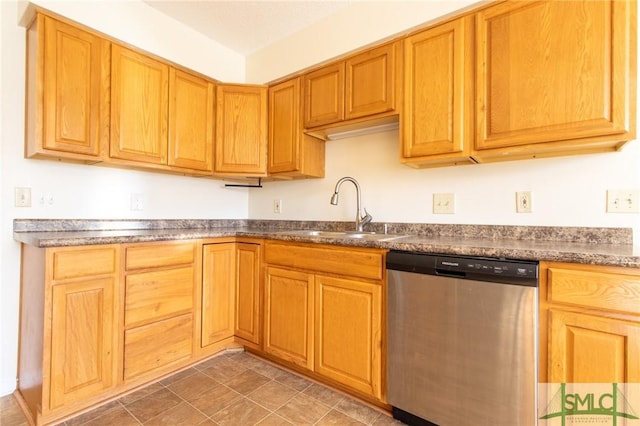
xmin=386 ymin=251 xmax=538 ymax=426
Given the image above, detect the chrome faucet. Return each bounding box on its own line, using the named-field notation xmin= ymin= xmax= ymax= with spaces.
xmin=330 ymin=177 xmax=373 ymax=232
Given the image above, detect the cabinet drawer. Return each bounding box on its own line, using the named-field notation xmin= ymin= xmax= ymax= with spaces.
xmin=548 ymin=267 xmax=640 ymax=315
xmin=265 ymin=242 xmax=384 ymax=280
xmin=125 ymin=242 xmax=195 ymax=270
xmin=124 ymin=313 xmax=193 ymax=381
xmin=51 ymin=246 xmax=118 ymax=280
xmin=125 ymin=267 xmax=194 ymax=327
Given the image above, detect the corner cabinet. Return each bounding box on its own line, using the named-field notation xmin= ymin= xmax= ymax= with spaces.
xmin=263 ymin=241 xmax=385 ymax=402
xmin=268 ymin=77 xmax=325 ymax=178
xmin=26 ymin=14 xmax=110 ymax=161
xmin=402 ymin=16 xmax=475 ymax=167
xmin=539 ymin=262 xmax=640 ymax=383
xmin=474 ymin=0 xmax=637 ymax=161
xmin=215 ymin=84 xmax=268 ymax=177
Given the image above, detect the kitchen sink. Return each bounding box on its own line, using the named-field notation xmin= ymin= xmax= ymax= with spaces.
xmin=279 ymin=229 xmax=411 ymax=242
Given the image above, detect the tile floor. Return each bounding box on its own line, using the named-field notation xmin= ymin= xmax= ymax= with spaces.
xmin=0 ymin=350 xmax=404 ymax=426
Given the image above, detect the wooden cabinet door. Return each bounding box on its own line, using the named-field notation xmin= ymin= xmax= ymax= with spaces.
xmin=236 ymin=243 xmax=261 ymax=346
xmin=402 ymin=16 xmax=474 ymax=163
xmin=49 ymin=278 xmax=116 ymax=409
xmin=548 ymin=309 xmax=640 ymax=383
xmin=110 ymin=45 xmax=169 ymax=165
xmin=346 ymin=42 xmax=397 ymax=120
xmin=269 ymin=78 xmax=301 ymax=174
xmin=168 ymin=69 xmax=214 ymax=172
xmin=31 ymin=15 xmax=108 ymax=158
xmin=304 ymin=63 xmax=345 ymax=128
xmin=202 ymin=243 xmax=236 ymax=347
xmin=264 ymin=267 xmax=314 ymax=369
xmin=315 ymin=275 xmax=382 ymax=398
xmin=476 ymin=0 xmax=636 ymax=150
xmin=215 ymin=84 xmax=267 ymax=176
xmin=268 ymin=77 xmax=325 ymax=178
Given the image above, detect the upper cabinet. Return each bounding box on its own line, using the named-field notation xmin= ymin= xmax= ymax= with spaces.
xmin=110 ymin=45 xmax=169 ymax=166
xmin=26 ymin=14 xmax=110 ymax=161
xmin=402 ymin=16 xmax=475 ymax=167
xmin=474 ymin=0 xmax=636 ymax=161
xmin=268 ymin=77 xmax=325 ymax=178
xmin=303 ymin=42 xmax=401 ymax=137
xmin=215 ymin=84 xmax=268 ymax=177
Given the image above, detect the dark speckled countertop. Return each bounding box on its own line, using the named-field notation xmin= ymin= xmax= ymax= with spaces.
xmin=13 ymin=219 xmax=640 ymax=268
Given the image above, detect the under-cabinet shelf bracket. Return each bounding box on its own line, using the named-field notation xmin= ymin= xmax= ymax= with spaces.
xmin=224 ymin=178 xmax=263 ymax=188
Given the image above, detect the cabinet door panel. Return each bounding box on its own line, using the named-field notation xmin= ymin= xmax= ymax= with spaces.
xmin=476 ymin=0 xmax=635 ymax=149
xmin=124 ymin=313 xmax=193 ymax=381
xmin=403 ymin=16 xmax=473 ymax=159
xmin=215 ymin=85 xmax=267 ymax=175
xmin=111 ymin=45 xmax=168 ymax=164
xmin=315 ymin=275 xmax=381 ymax=398
xmin=264 ymin=267 xmax=314 ymax=369
xmin=549 ymin=309 xmax=640 ymax=383
xmin=346 ymin=43 xmax=396 ymax=120
xmin=41 ymin=16 xmax=107 ymax=157
xmin=169 ymin=69 xmax=214 ymax=172
xmin=125 ymin=267 xmax=194 ymax=327
xmin=202 ymin=243 xmax=235 ymax=347
xmin=50 ymin=278 xmax=116 ymax=409
xmin=235 ymin=243 xmax=261 ymax=345
xmin=268 ymin=78 xmax=300 ymax=173
xmin=304 ymin=63 xmax=345 ymax=128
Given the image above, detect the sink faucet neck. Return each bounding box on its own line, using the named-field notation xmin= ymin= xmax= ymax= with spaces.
xmin=330 ymin=176 xmax=373 ymax=232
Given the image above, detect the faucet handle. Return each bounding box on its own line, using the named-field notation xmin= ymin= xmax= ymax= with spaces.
xmin=361 ymin=208 xmax=373 ymax=227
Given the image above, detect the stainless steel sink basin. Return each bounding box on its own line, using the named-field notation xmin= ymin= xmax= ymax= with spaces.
xmin=280 ymin=230 xmax=410 ymax=242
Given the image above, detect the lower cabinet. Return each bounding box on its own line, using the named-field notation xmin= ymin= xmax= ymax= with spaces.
xmin=263 ymin=241 xmax=385 ymax=401
xmin=235 ymin=242 xmax=262 ymax=347
xmin=540 ymin=262 xmax=640 ymax=383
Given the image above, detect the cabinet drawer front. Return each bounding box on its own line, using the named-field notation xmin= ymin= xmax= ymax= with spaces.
xmin=51 ymin=246 xmax=118 ymax=280
xmin=265 ymin=242 xmax=383 ymax=280
xmin=548 ymin=267 xmax=640 ymax=315
xmin=125 ymin=242 xmax=195 ymax=270
xmin=124 ymin=313 xmax=193 ymax=381
xmin=125 ymin=267 xmax=194 ymax=327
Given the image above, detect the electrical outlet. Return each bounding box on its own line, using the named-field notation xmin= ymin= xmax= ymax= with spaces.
xmin=433 ymin=193 xmax=455 ymax=214
xmin=516 ymin=191 xmax=532 ymax=213
xmin=607 ymin=190 xmax=639 ymax=213
xmin=273 ymin=199 xmax=282 ymax=214
xmin=15 ymin=187 xmax=32 ymax=207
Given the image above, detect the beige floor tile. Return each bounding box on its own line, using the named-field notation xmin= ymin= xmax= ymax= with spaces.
xmin=302 ymin=383 xmax=345 ymax=407
xmin=247 ymin=380 xmax=298 ymax=411
xmin=250 ymin=362 xmax=285 ymax=379
xmin=223 ymin=369 xmax=271 ymax=395
xmin=166 ymin=371 xmax=218 ymax=401
xmin=158 ymin=367 xmax=199 ymax=387
xmin=118 ymin=383 xmax=165 ymax=405
xmin=274 ymin=371 xmax=312 ymax=392
xmin=199 ymin=356 xmax=248 ymax=382
xmin=143 ymin=401 xmax=207 ymax=426
xmin=210 ymin=398 xmax=270 ymax=426
xmin=334 ymin=398 xmax=382 ymax=425
xmin=255 ymin=413 xmax=294 ymax=425
xmin=276 ymin=393 xmax=331 ymax=425
xmin=226 ymin=352 xmax=264 ymax=369
xmin=81 ymin=405 xmax=140 ymax=426
xmin=63 ymin=400 xmax=123 ymax=426
xmin=372 ymin=412 xmax=405 ymax=425
xmin=124 ymin=388 xmax=182 ymax=423
xmin=316 ymin=409 xmax=366 ymax=425
xmin=188 ymin=383 xmax=242 ymax=417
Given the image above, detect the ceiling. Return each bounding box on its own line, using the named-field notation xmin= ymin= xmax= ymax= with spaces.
xmin=143 ymin=1 xmax=353 ymax=55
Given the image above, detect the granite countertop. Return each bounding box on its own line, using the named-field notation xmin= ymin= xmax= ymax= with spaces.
xmin=13 ymin=219 xmax=640 ymax=268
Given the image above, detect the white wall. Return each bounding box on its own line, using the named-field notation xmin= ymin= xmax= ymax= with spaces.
xmin=0 ymin=0 xmax=249 ymax=396
xmin=246 ymin=0 xmax=640 ymax=244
